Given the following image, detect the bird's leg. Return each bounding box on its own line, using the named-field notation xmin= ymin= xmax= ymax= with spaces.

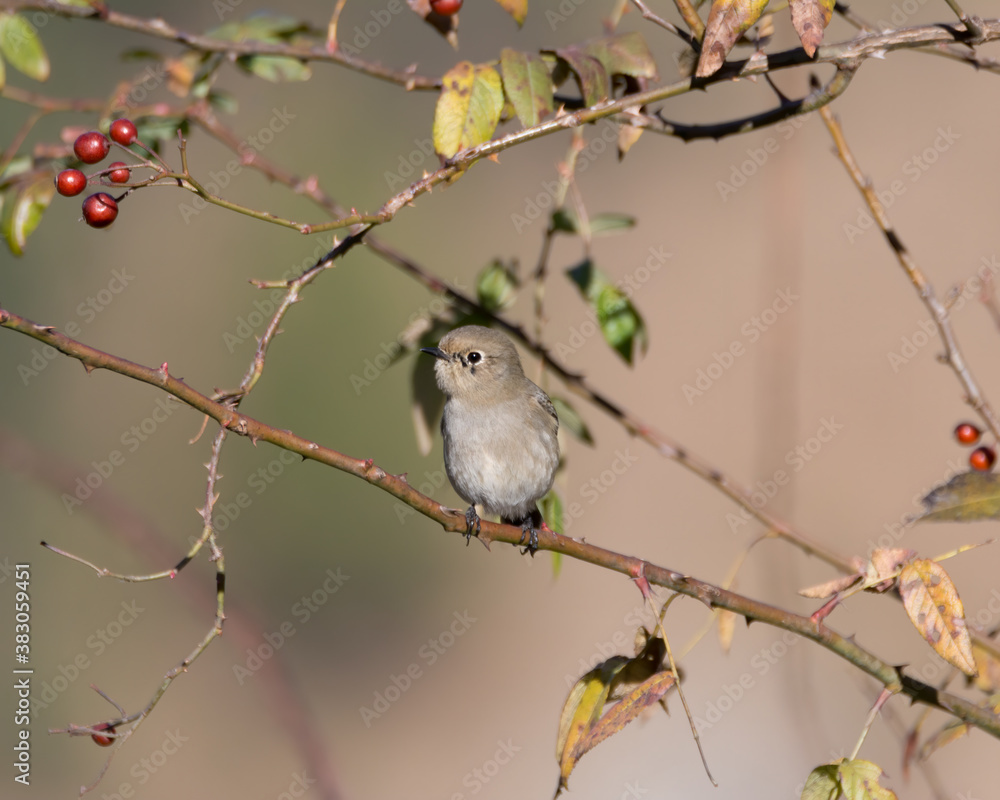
xmin=464 ymin=505 xmax=482 ymax=545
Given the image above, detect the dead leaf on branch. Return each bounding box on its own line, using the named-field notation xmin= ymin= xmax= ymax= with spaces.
xmin=555 ymin=633 xmax=672 ymax=796
xmin=788 ymin=0 xmax=834 ymax=57
xmin=898 ymin=558 xmax=976 ymax=677
xmin=696 ymin=0 xmax=770 ymax=78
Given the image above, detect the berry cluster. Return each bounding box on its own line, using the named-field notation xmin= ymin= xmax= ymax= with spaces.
xmin=953 ymin=422 xmax=995 ymax=471
xmin=55 ymin=119 xmax=141 ymax=229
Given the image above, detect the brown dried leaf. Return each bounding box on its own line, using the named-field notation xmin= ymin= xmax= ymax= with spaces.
xmin=869 ymin=548 xmax=916 ymax=580
xmin=788 ymin=0 xmax=834 ymax=57
xmin=696 ymin=0 xmax=770 ymax=78
xmin=898 ymin=559 xmax=976 ymax=676
xmin=575 ymin=671 xmax=676 ymax=759
xmin=799 ymin=572 xmax=862 ymax=599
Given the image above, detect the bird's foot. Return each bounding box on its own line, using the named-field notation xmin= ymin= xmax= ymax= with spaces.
xmin=464 ymin=506 xmax=482 ymax=545
xmin=518 ymin=521 xmax=538 ymax=556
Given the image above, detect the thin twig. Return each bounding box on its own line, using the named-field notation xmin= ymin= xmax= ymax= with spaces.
xmin=819 ymin=107 xmax=1000 ymax=442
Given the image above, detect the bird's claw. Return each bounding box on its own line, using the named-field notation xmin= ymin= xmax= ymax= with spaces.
xmin=518 ymin=522 xmax=538 ymax=556
xmin=464 ymin=506 xmax=481 ymax=545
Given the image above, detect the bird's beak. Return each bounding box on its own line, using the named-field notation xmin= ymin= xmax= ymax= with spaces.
xmin=421 ymin=346 xmax=448 ymax=360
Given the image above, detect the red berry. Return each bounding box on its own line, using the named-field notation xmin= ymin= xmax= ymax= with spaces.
xmin=954 ymin=422 xmax=981 ymax=446
xmin=56 ymin=168 xmax=88 ymax=197
xmin=73 ymin=132 xmax=110 ymax=164
xmin=969 ymin=446 xmax=995 ymax=472
xmin=82 ymin=193 xmax=119 ymax=229
xmin=91 ymin=723 xmax=116 ymax=747
xmin=109 ymin=118 xmax=138 ymax=146
xmin=107 ymin=162 xmax=130 ymax=184
xmin=430 ymin=0 xmax=462 ymax=14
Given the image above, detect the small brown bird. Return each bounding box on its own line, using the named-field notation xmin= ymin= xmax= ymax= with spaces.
xmin=422 ymin=325 xmax=559 ymax=550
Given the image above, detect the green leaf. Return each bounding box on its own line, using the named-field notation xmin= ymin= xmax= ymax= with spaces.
xmin=237 ymin=55 xmax=311 ymax=82
xmin=801 ymin=763 xmax=841 ymax=800
xmin=476 ymin=259 xmax=519 ymax=312
xmin=539 ymin=489 xmax=563 ymax=535
xmin=550 ymin=207 xmax=577 ymax=233
xmin=566 ymin=260 xmax=648 ymax=364
xmin=207 ymin=90 xmax=239 ymax=115
xmin=0 ymin=12 xmax=50 ymax=81
xmin=499 ymin=49 xmax=553 ymax=129
xmin=551 ymin=396 xmax=594 ymax=445
xmin=208 ymin=13 xmax=308 ymax=43
xmin=1 ymin=175 xmax=54 ymax=256
xmin=433 ymin=62 xmax=505 ymax=158
xmin=590 ymin=212 xmax=636 ymax=236
xmin=493 ymin=0 xmax=527 ymax=25
xmin=917 ymin=471 xmax=1000 ymax=522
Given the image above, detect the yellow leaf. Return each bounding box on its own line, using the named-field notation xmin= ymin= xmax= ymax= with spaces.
xmin=837 ymin=759 xmax=898 ymax=800
xmin=433 ymin=62 xmax=505 ymax=158
xmin=493 ymin=0 xmax=527 ymax=26
xmin=898 ymin=559 xmax=976 ymax=676
xmin=555 ymin=656 xmax=628 ymax=795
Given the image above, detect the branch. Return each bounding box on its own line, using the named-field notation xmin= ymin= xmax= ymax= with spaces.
xmin=2 ymin=305 xmax=998 ymax=740
xmin=5 ymin=0 xmax=441 ymax=90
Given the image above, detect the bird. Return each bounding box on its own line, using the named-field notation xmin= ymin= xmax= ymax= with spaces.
xmin=421 ymin=325 xmax=559 ymax=551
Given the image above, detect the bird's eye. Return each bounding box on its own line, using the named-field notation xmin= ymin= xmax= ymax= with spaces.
xmin=467 ymin=351 xmax=482 ymax=364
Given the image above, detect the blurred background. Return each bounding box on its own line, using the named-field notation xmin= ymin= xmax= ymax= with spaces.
xmin=1 ymin=1 xmax=999 ymax=798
